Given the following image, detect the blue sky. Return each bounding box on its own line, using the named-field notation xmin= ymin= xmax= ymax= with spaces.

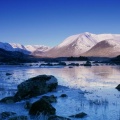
xmin=0 ymin=0 xmax=120 ymax=46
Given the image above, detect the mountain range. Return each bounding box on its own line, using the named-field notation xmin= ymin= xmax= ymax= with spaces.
xmin=1 ymin=32 xmax=120 ymax=58
xmin=0 ymin=42 xmax=50 ymax=55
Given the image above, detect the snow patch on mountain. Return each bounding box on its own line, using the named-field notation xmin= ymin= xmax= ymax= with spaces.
xmin=25 ymin=45 xmax=50 ymax=52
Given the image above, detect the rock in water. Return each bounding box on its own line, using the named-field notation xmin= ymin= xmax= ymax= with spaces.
xmin=116 ymin=84 xmax=120 ymax=91
xmin=29 ymin=98 xmax=56 ymax=116
xmin=0 ymin=112 xmax=16 ymax=119
xmin=8 ymin=115 xmax=28 ymax=120
xmin=60 ymin=94 xmax=68 ymax=97
xmin=69 ymin=112 xmax=87 ymax=118
xmin=84 ymin=61 xmax=91 ymax=66
xmin=48 ymin=115 xmax=71 ymax=120
xmin=42 ymin=95 xmax=57 ymax=103
xmin=14 ymin=75 xmax=58 ymax=101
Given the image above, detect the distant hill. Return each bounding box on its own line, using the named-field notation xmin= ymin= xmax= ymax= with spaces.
xmin=0 ymin=48 xmax=34 ymax=63
xmin=82 ymin=39 xmax=120 ymax=57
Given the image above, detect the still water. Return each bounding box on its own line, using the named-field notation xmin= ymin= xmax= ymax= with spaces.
xmin=0 ymin=64 xmax=120 ymax=120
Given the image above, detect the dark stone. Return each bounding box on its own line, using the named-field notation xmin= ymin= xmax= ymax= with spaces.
xmin=0 ymin=96 xmax=15 ymax=104
xmin=6 ymin=73 xmax=12 ymax=76
xmin=42 ymin=95 xmax=57 ymax=103
xmin=24 ymin=101 xmax=31 ymax=110
xmin=57 ymin=62 xmax=66 ymax=66
xmin=0 ymin=112 xmax=16 ymax=119
xmin=48 ymin=115 xmax=71 ymax=120
xmin=29 ymin=98 xmax=56 ymax=116
xmin=116 ymin=84 xmax=120 ymax=91
xmin=60 ymin=94 xmax=68 ymax=97
xmin=14 ymin=75 xmax=58 ymax=101
xmin=84 ymin=61 xmax=91 ymax=66
xmin=8 ymin=115 xmax=28 ymax=120
xmin=68 ymin=63 xmax=79 ymax=66
xmin=69 ymin=66 xmax=73 ymax=68
xmin=40 ymin=63 xmax=54 ymax=66
xmin=69 ymin=112 xmax=87 ymax=118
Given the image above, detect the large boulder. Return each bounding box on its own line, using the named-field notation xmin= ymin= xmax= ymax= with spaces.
xmin=29 ymin=98 xmax=56 ymax=116
xmin=14 ymin=75 xmax=58 ymax=101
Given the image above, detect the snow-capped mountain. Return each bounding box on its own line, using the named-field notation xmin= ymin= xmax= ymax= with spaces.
xmin=0 ymin=42 xmax=29 ymax=53
xmin=1 ymin=32 xmax=120 ymax=58
xmin=0 ymin=42 xmax=14 ymax=51
xmin=0 ymin=42 xmax=50 ymax=55
xmin=25 ymin=45 xmax=50 ymax=56
xmin=44 ymin=32 xmax=120 ymax=58
xmin=25 ymin=45 xmax=50 ymax=52
xmin=9 ymin=43 xmax=31 ymax=54
xmin=82 ymin=39 xmax=120 ymax=57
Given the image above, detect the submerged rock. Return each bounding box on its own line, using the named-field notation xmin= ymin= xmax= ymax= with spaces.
xmin=6 ymin=73 xmax=12 ymax=76
xmin=60 ymin=94 xmax=68 ymax=98
xmin=42 ymin=95 xmax=57 ymax=103
xmin=48 ymin=115 xmax=71 ymax=120
xmin=69 ymin=112 xmax=87 ymax=118
xmin=8 ymin=115 xmax=28 ymax=120
xmin=116 ymin=84 xmax=120 ymax=91
xmin=0 ymin=96 xmax=15 ymax=104
xmin=29 ymin=98 xmax=56 ymax=116
xmin=0 ymin=112 xmax=16 ymax=119
xmin=14 ymin=75 xmax=58 ymax=101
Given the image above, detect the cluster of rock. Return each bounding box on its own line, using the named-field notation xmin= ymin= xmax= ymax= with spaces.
xmin=0 ymin=112 xmax=27 ymax=120
xmin=40 ymin=61 xmax=93 ymax=67
xmin=0 ymin=74 xmax=88 ymax=120
xmin=40 ymin=62 xmax=66 ymax=67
